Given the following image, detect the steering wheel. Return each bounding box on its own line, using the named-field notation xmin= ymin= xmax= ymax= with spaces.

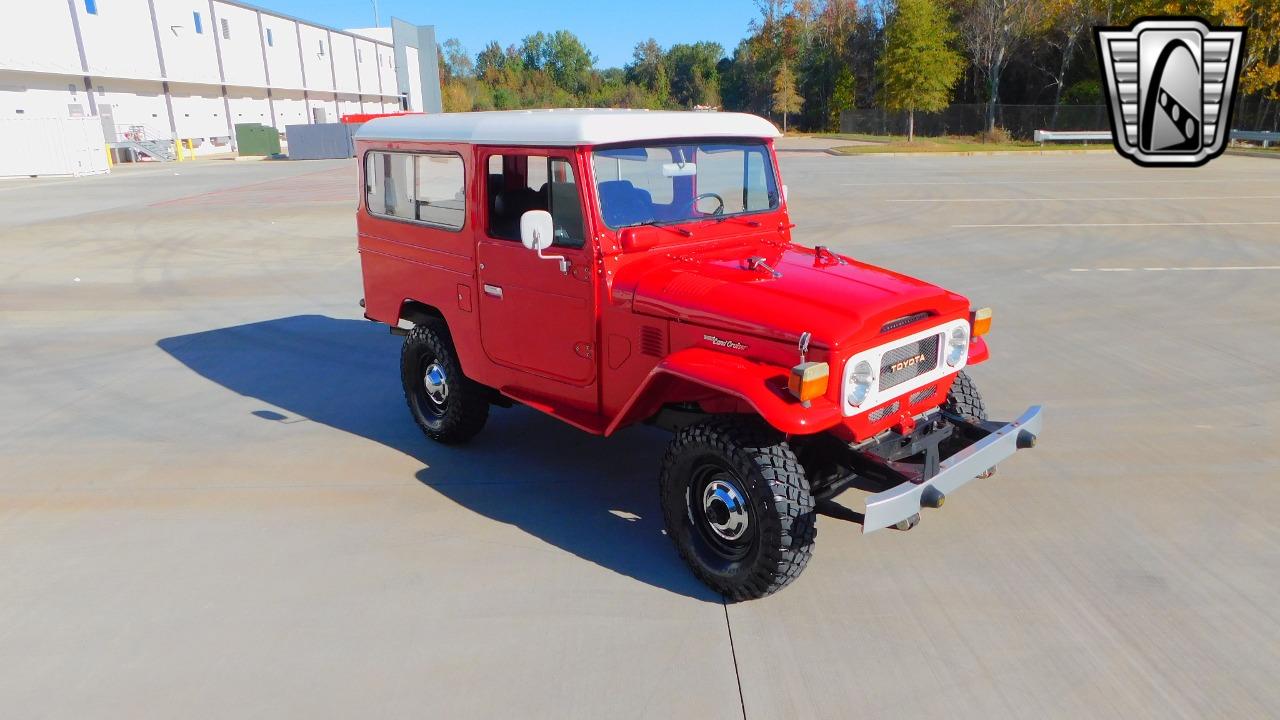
xmin=689 ymin=192 xmax=725 ymax=217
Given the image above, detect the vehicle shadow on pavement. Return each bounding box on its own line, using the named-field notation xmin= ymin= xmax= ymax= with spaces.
xmin=157 ymin=314 xmax=721 ymax=602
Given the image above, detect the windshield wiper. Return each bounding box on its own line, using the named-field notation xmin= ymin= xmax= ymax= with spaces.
xmin=714 ymin=215 xmax=762 ymax=228
xmin=625 ymin=220 xmax=693 ymax=237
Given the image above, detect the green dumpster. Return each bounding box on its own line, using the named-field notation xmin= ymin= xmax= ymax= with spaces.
xmin=235 ymin=123 xmax=281 ymax=157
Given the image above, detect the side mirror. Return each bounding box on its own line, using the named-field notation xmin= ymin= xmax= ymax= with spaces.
xmin=519 ymin=209 xmax=569 ymax=274
xmin=520 ymin=210 xmax=554 ymax=251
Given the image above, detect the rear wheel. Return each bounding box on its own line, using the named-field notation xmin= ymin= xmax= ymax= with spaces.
xmin=400 ymin=321 xmax=489 ymax=444
xmin=659 ymin=417 xmax=816 ymax=601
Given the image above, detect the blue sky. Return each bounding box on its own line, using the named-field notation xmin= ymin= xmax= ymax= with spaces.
xmin=259 ymin=0 xmax=760 ymax=68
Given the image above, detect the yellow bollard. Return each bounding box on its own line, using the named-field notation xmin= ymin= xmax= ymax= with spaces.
xmin=174 ymin=138 xmax=184 ymax=162
xmin=104 ymin=144 xmax=113 ymax=168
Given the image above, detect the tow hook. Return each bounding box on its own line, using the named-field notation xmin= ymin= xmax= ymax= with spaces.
xmin=893 ymin=414 xmax=917 ymax=435
xmin=894 ymin=513 xmax=921 ymax=531
xmin=973 ymin=431 xmax=1032 ymax=478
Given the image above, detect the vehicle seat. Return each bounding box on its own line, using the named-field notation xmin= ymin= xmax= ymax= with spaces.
xmin=491 ymin=187 xmax=543 ymax=240
xmin=597 ymin=180 xmax=654 ymax=227
xmin=487 ymin=173 xmax=505 ymax=213
xmin=548 ymin=182 xmax=585 ymax=248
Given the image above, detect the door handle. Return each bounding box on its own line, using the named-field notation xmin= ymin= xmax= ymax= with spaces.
xmin=483 ymin=284 xmax=503 ymax=299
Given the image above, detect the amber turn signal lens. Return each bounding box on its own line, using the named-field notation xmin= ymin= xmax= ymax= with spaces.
xmin=788 ymin=361 xmax=830 ymax=402
xmin=970 ymin=307 xmax=993 ymax=337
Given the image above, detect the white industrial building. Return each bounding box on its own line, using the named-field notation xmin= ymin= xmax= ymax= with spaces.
xmin=0 ymin=0 xmax=442 ymax=162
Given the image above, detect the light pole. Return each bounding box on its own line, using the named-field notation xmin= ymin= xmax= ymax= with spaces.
xmin=371 ymin=0 xmax=380 ymax=27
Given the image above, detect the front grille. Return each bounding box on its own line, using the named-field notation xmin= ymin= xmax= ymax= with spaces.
xmin=879 ymin=334 xmax=941 ymax=391
xmin=868 ymin=401 xmax=900 ymax=423
xmin=909 ymin=386 xmax=937 ymax=405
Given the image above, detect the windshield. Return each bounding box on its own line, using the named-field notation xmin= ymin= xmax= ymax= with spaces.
xmin=591 ymin=140 xmax=780 ymax=229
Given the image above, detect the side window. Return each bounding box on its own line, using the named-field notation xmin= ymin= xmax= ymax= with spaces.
xmin=365 ymin=151 xmax=465 ymax=230
xmin=366 ymin=151 xmax=414 ymax=219
xmin=413 ymin=154 xmax=465 ymax=228
xmin=486 ymin=154 xmax=584 ymax=249
xmin=547 ymin=158 xmax=585 ymax=249
xmin=744 ymin=149 xmax=771 ymax=210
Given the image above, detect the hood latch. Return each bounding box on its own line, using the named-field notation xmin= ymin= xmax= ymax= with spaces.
xmin=814 ymin=245 xmax=847 ymax=267
xmin=742 ymin=256 xmax=782 ymax=279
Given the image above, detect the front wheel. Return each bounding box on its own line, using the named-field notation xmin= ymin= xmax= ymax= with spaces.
xmin=944 ymin=370 xmax=992 ymax=475
xmin=659 ymin=417 xmax=816 ymax=601
xmin=944 ymin=370 xmax=987 ymax=422
xmin=400 ymin=321 xmax=489 ymax=444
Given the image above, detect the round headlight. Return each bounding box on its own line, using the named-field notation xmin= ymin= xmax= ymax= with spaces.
xmin=946 ymin=325 xmax=968 ymax=367
xmin=853 ymin=360 xmax=873 ymax=383
xmin=848 ymin=360 xmax=874 ymax=406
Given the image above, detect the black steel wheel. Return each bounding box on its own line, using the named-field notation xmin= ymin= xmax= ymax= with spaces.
xmin=687 ymin=457 xmax=758 ymax=564
xmin=400 ymin=321 xmax=488 ymax=444
xmin=660 ymin=416 xmax=816 ymax=601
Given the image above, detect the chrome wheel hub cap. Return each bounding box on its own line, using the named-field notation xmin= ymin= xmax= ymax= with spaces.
xmin=702 ymin=478 xmax=749 ymax=541
xmin=423 ymin=363 xmax=449 ymax=406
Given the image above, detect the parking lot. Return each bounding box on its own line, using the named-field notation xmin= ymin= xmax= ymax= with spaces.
xmin=1 ymin=150 xmax=1277 ymax=718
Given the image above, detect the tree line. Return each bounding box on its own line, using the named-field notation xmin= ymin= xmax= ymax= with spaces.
xmin=437 ymin=0 xmax=1280 ymax=136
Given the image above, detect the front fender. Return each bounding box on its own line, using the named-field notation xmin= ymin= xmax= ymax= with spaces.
xmin=968 ymin=336 xmax=990 ymax=365
xmin=604 ymin=347 xmax=844 ymax=436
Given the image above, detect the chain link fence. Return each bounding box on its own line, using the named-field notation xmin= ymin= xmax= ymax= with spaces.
xmin=840 ymin=105 xmax=1110 ymax=139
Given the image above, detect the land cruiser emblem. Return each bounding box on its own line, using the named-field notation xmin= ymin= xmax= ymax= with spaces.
xmin=703 ymin=334 xmax=748 ymax=351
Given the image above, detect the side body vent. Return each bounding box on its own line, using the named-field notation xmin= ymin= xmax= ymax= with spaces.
xmin=639 ymin=326 xmax=666 ymax=357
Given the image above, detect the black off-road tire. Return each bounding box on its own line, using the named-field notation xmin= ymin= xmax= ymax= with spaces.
xmin=944 ymin=370 xmax=993 ymax=477
xmin=400 ymin=321 xmax=489 ymax=444
xmin=659 ymin=416 xmax=816 ymax=601
xmin=944 ymin=370 xmax=987 ymax=422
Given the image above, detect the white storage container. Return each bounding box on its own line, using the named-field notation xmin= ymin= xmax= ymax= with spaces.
xmin=0 ymin=116 xmax=110 ymax=178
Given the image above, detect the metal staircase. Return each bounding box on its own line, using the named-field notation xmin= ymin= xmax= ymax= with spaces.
xmin=109 ymin=125 xmax=176 ymax=162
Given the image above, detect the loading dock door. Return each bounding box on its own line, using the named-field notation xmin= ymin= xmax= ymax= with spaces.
xmin=98 ymin=104 xmax=115 ymax=140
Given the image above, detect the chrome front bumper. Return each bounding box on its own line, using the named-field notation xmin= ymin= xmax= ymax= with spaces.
xmin=862 ymin=406 xmax=1043 ymax=533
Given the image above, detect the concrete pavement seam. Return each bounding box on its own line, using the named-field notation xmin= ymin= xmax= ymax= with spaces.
xmin=723 ymin=600 xmax=747 ymax=720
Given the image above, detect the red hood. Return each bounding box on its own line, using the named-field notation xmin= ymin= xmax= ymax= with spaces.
xmin=624 ymin=240 xmax=969 ymax=352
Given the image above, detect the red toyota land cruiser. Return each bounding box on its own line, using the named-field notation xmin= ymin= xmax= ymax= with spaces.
xmin=355 ymin=109 xmax=1042 ymax=600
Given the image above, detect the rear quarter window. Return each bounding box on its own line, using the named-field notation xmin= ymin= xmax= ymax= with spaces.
xmin=365 ymin=150 xmax=465 ymax=231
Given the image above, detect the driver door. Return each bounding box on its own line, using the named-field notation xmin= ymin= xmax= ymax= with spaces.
xmin=475 ymin=150 xmax=597 ymax=410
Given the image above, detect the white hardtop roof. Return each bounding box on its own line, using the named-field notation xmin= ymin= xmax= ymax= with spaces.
xmin=354 ymin=109 xmax=781 ymax=147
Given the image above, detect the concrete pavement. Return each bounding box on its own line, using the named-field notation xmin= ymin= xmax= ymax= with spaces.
xmin=1 ymin=152 xmax=1277 ymax=718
